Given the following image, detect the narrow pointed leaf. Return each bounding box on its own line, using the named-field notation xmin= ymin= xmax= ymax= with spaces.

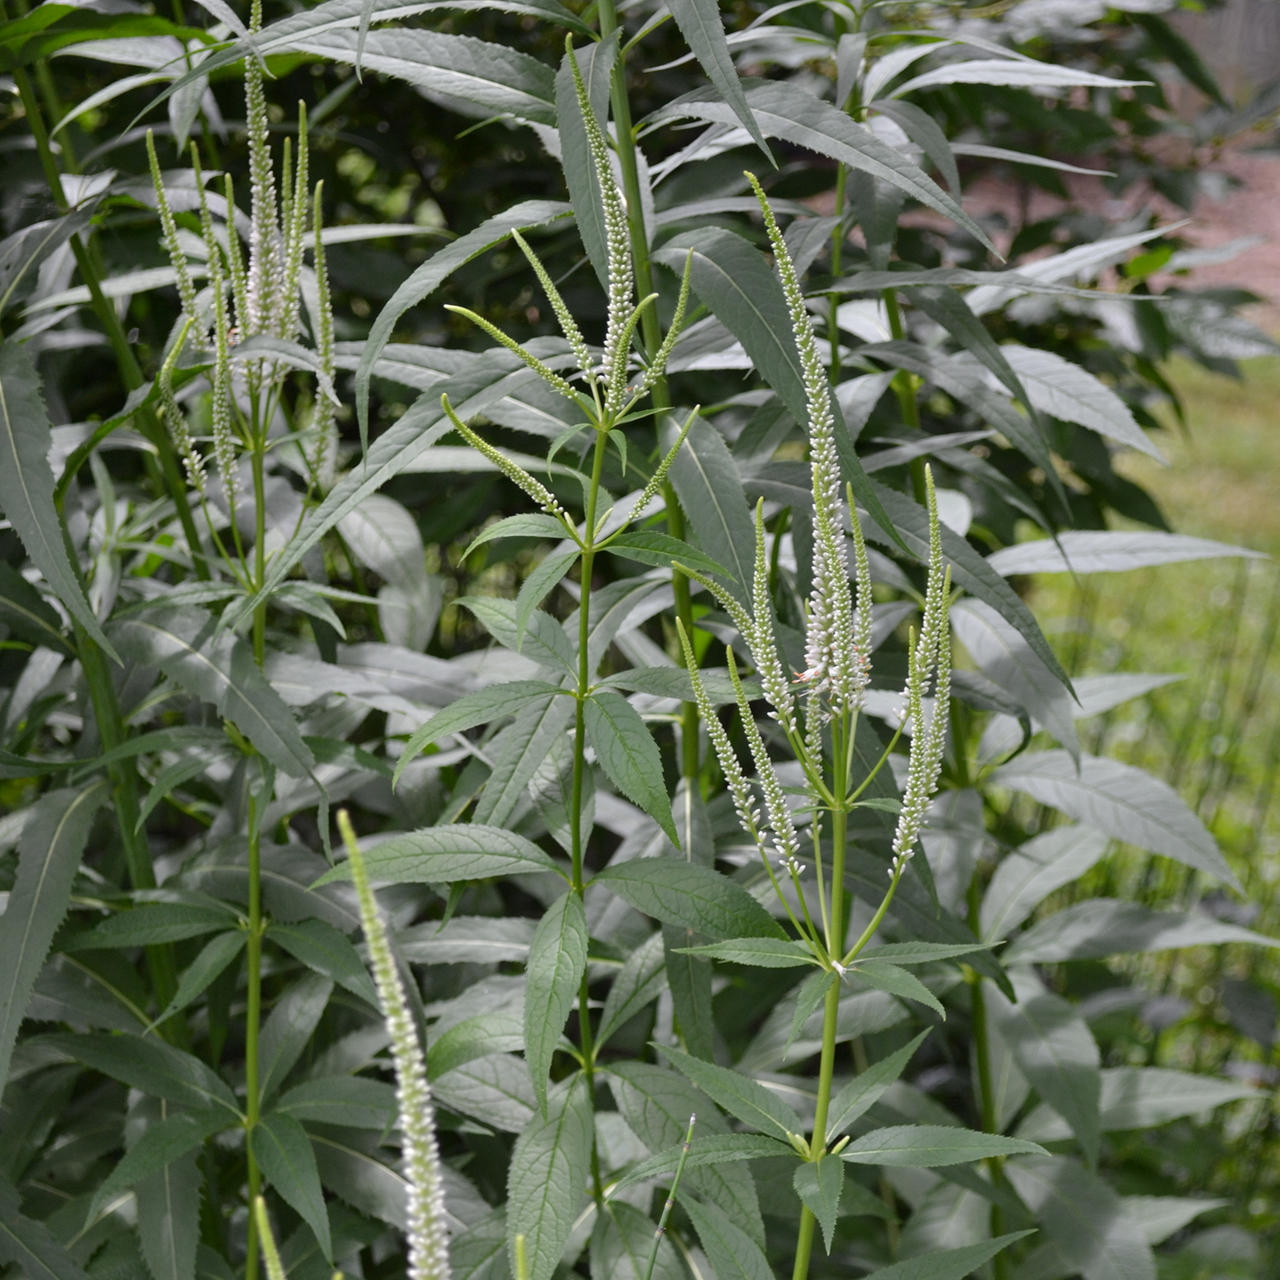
xmin=584 ymin=690 xmax=678 ymax=842
xmin=598 ymin=931 xmax=667 ymax=1049
xmin=268 ymin=918 xmax=379 ymax=1007
xmin=794 ymin=1158 xmax=843 ymax=1253
xmin=839 ymin=1125 xmax=1046 ymax=1168
xmin=849 ymin=960 xmax=945 ymax=1017
xmin=677 ymin=937 xmax=818 ymax=968
xmin=658 ymin=1044 xmax=802 ymax=1140
xmin=826 ymin=1031 xmax=930 ymax=1140
xmin=612 ymin=1133 xmax=790 ymax=1191
xmin=681 ymin=1196 xmax=773 ymax=1280
xmin=859 ymin=1233 xmax=1036 ymax=1280
xmin=250 ymin=1112 xmax=333 ymax=1261
xmin=525 ymin=890 xmax=588 ymax=1111
xmin=0 ymin=561 xmax=73 ymax=655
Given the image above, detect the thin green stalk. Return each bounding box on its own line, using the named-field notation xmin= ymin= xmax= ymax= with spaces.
xmin=882 ymin=290 xmax=926 ymax=502
xmin=643 ymin=1114 xmax=695 ymax=1280
xmin=244 ymin=786 xmax=265 ymax=1280
xmin=252 ymin=443 xmax=268 ymax=666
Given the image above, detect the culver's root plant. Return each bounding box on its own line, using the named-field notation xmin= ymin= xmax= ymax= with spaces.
xmin=0 ymin=2 xmax=1276 ymax=1280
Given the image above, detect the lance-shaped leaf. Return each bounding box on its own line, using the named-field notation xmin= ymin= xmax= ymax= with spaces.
xmin=593 ymin=858 xmax=785 ymax=942
xmin=426 ymin=1013 xmax=525 ymax=1079
xmin=111 ymin=606 xmax=313 ymax=777
xmin=794 ymin=1158 xmax=844 ymax=1253
xmin=315 ymin=824 xmax=563 ymax=886
xmin=991 ymin=751 xmax=1239 ymax=892
xmin=605 ymin=532 xmax=730 ymax=581
xmin=0 ymin=342 xmax=113 ymax=655
xmin=826 ymin=1032 xmax=930 ymax=1140
xmin=461 ymin=596 xmax=575 ymax=676
xmin=268 ymin=918 xmax=378 ymax=1006
xmin=0 ymin=780 xmax=107 ymax=1095
xmin=657 ymin=1045 xmax=802 ymax=1141
xmin=858 ymin=1234 xmax=1036 ymax=1280
xmin=597 ymin=931 xmax=667 ymax=1049
xmin=275 ymin=1075 xmax=397 ymax=1130
xmin=67 ymin=902 xmax=235 ymax=950
xmin=612 ymin=1133 xmax=790 ymax=1191
xmin=849 ymin=960 xmax=945 ymax=1017
xmin=584 ymin=691 xmax=679 ymax=843
xmin=681 ymin=1197 xmax=773 ymax=1280
xmin=0 ymin=561 xmax=73 ymax=655
xmin=150 ymin=931 xmax=247 ymax=1028
xmin=1005 ymin=1155 xmax=1155 ymax=1280
xmin=525 ymin=890 xmax=588 ymax=1112
xmin=986 ymin=530 xmax=1265 ymax=577
xmin=591 ymin=1201 xmax=681 ymax=1280
xmin=840 ymin=1125 xmax=1046 ymax=1168
xmin=856 ymin=942 xmax=997 ymax=966
xmin=250 ymin=1112 xmax=333 ymax=1261
xmin=0 ymin=1172 xmax=91 ymax=1280
xmin=356 ymin=201 xmax=569 ymax=441
xmin=0 ymin=209 xmax=93 ymax=316
xmin=988 ymin=970 xmax=1101 ymax=1167
xmin=258 ymin=974 xmax=334 ymax=1103
xmin=135 ymin=1137 xmax=201 ymax=1280
xmin=506 ymin=1074 xmax=593 ymax=1280
xmin=677 ymin=937 xmax=818 ymax=968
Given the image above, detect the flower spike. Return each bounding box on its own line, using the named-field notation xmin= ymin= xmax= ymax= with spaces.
xmin=512 ymin=228 xmax=595 ymax=385
xmin=443 ymin=306 xmax=579 ymax=400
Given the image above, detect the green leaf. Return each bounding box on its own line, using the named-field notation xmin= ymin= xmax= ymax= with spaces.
xmin=663 ymin=921 xmax=715 ymax=1062
xmin=601 ymin=667 xmax=751 ymax=705
xmin=858 ymin=1233 xmax=1037 ymax=1280
xmin=268 ymin=918 xmax=379 ymax=1007
xmin=0 ymin=1172 xmax=91 ymax=1280
xmin=681 ymin=1196 xmax=773 ymax=1280
xmin=111 ymin=606 xmax=314 ymax=777
xmin=135 ymin=1138 xmax=201 ymax=1280
xmin=590 ymin=1201 xmax=681 ymax=1280
xmin=150 ymin=930 xmax=246 ymax=1027
xmin=451 ymin=1210 xmax=510 ymax=1280
xmin=258 ymin=974 xmax=334 ymax=1104
xmin=555 ymin=33 xmax=617 ymax=293
xmin=66 ymin=903 xmax=234 ymax=951
xmin=991 ymin=751 xmax=1239 ymax=892
xmin=664 ymin=0 xmax=771 ymax=161
xmin=849 ymin=960 xmax=945 ymax=1017
xmin=275 ymin=1075 xmax=397 ymax=1130
xmin=825 ymin=1032 xmax=930 ymax=1141
xmin=515 ymin=552 xmax=578 ymax=649
xmin=463 ymin=512 xmax=570 ymax=558
xmin=1005 ymin=1155 xmax=1154 ymax=1280
xmin=658 ymin=1044 xmax=802 ymax=1141
xmin=988 ymin=970 xmax=1100 ymax=1167
xmin=250 ymin=1112 xmax=333 ymax=1261
xmin=0 ymin=560 xmax=72 ymax=655
xmin=506 ymin=1074 xmax=593 ymax=1280
xmin=986 ymin=530 xmax=1264 ymax=577
xmin=1134 ymin=13 xmax=1225 ymax=104
xmin=426 ymin=1012 xmax=525 ymax=1079
xmin=677 ymin=937 xmax=818 ymax=968
xmin=315 ymin=824 xmax=562 ymax=886
xmin=0 ymin=781 xmax=108 ymax=1094
xmin=980 ymin=825 xmax=1110 ymax=942
xmin=857 ymin=942 xmax=996 ymax=966
xmin=785 ymin=970 xmax=835 ymax=1064
xmin=44 ymin=1030 xmax=241 ymax=1117
xmin=612 ymin=1133 xmax=791 ymax=1192
xmin=891 ymin=58 xmax=1144 ymax=96
xmin=840 ymin=1125 xmax=1046 ymax=1168
xmin=794 ymin=1158 xmax=843 ymax=1254
xmin=0 ymin=209 xmax=93 ymax=319
xmin=524 ymin=891 xmax=589 ymax=1111
xmin=593 ymin=858 xmax=785 ymax=942
xmin=460 ymin=596 xmax=576 ymax=676
xmin=1004 ymin=898 xmax=1279 ymax=967
xmin=311 ymin=1129 xmax=408 ymax=1229
xmin=400 ymin=916 xmax=535 ymax=965
xmin=597 ymin=931 xmax=666 ymax=1050
xmin=394 ymin=680 xmax=565 ymax=783
xmin=0 ymin=342 xmax=114 ymax=656
xmin=867 ymin=98 xmax=958 ymax=193
xmin=584 ymin=691 xmax=679 ymax=843
xmin=605 ymin=531 xmax=731 ymax=581
xmin=87 ymin=1110 xmax=231 ymax=1221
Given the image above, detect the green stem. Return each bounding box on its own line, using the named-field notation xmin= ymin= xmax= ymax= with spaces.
xmin=643 ymin=1114 xmax=696 ymax=1280
xmin=12 ymin=63 xmax=209 ymax=578
xmin=252 ymin=443 xmax=268 ymax=666
xmin=244 ymin=786 xmax=264 ymax=1280
xmin=882 ymin=290 xmax=926 ymax=503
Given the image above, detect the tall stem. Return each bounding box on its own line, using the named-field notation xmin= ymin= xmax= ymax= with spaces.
xmin=882 ymin=290 xmax=926 ymax=503
xmin=244 ymin=786 xmax=264 ymax=1280
xmin=252 ymin=438 xmax=268 ymax=666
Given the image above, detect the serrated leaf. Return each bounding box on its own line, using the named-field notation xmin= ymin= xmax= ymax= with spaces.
xmin=0 ymin=781 xmax=108 ymax=1094
xmin=794 ymin=1158 xmax=843 ymax=1254
xmin=250 ymin=1112 xmax=333 ymax=1261
xmin=594 ymin=858 xmax=785 ymax=942
xmin=988 ymin=970 xmax=1100 ymax=1167
xmin=658 ymin=1044 xmax=802 ymax=1140
xmin=150 ymin=930 xmax=246 ymax=1027
xmin=986 ymin=531 xmax=1264 ymax=577
xmin=506 ymin=1074 xmax=592 ymax=1280
xmin=258 ymin=974 xmax=334 ymax=1103
xmin=525 ymin=891 xmax=588 ymax=1112
xmin=612 ymin=1133 xmax=791 ymax=1192
xmin=859 ymin=1233 xmax=1036 ymax=1280
xmin=857 ymin=942 xmax=996 ymax=966
xmin=311 ymin=1128 xmax=408 ymax=1228
xmin=515 ymin=551 xmax=578 ymax=646
xmin=849 ymin=960 xmax=945 ymax=1017
xmin=590 ymin=1201 xmax=681 ymax=1280
xmin=893 ymin=58 xmax=1144 ymax=96
xmin=136 ymin=1137 xmax=201 ymax=1280
xmin=681 ymin=1196 xmax=773 ymax=1280
xmin=0 ymin=1171 xmax=92 ymax=1280
xmin=0 ymin=561 xmax=73 ymax=655
xmin=584 ymin=691 xmax=678 ymax=843
xmin=839 ymin=1124 xmax=1045 ymax=1168
xmin=785 ymin=970 xmax=835 ymax=1064
xmin=463 ymin=512 xmax=569 ymax=558
xmin=426 ymin=1012 xmax=525 ymax=1079
xmin=317 ymin=824 xmax=562 ymax=886
xmin=991 ymin=751 xmax=1239 ymax=892
xmin=597 ymin=931 xmax=667 ymax=1050
xmin=111 ymin=606 xmax=313 ymax=777
xmin=460 ymin=596 xmax=575 ymax=675
xmin=474 ymin=695 xmax=574 ymax=828
xmin=663 ymin=921 xmax=715 ymax=1062
xmin=980 ymin=825 xmax=1109 ymax=942
xmin=268 ymin=918 xmax=378 ymax=1006
xmin=275 ymin=1075 xmax=397 ymax=1130
xmin=451 ymin=1209 xmax=510 ymax=1280
xmin=1005 ymin=1155 xmax=1154 ymax=1280
xmin=0 ymin=342 xmax=113 ymax=655
xmin=677 ymin=937 xmax=818 ymax=968
xmin=400 ymin=916 xmax=535 ymax=965
xmin=605 ymin=531 xmax=731 ymax=581
xmin=825 ymin=1031 xmax=930 ymax=1141
xmin=66 ymin=903 xmax=234 ymax=950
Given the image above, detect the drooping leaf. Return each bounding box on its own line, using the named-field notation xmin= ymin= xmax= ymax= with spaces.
xmin=515 ymin=552 xmax=578 ymax=647
xmin=991 ymin=751 xmax=1239 ymax=892
xmin=524 ymin=890 xmax=588 ymax=1112
xmin=593 ymin=858 xmax=785 ymax=941
xmin=794 ymin=1157 xmax=843 ymax=1253
xmin=657 ymin=1044 xmax=803 ymax=1141
xmin=250 ymin=1112 xmax=333 ymax=1261
xmin=111 ymin=606 xmax=314 ymax=777
xmin=988 ymin=970 xmax=1101 ymax=1167
xmin=584 ymin=691 xmax=679 ymax=843
xmin=135 ymin=1136 xmax=201 ymax=1280
xmin=0 ymin=781 xmax=108 ymax=1095
xmin=0 ymin=341 xmax=113 ymax=655
xmin=506 ymin=1074 xmax=593 ymax=1280
xmin=839 ymin=1125 xmax=1045 ymax=1168
xmin=825 ymin=1032 xmax=930 ymax=1140
xmin=316 ymin=824 xmax=563 ymax=886
xmin=893 ymin=58 xmax=1145 ymax=96
xmin=258 ymin=974 xmax=335 ymax=1103
xmin=663 ymin=921 xmax=715 ymax=1062
xmin=849 ymin=960 xmax=945 ymax=1017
